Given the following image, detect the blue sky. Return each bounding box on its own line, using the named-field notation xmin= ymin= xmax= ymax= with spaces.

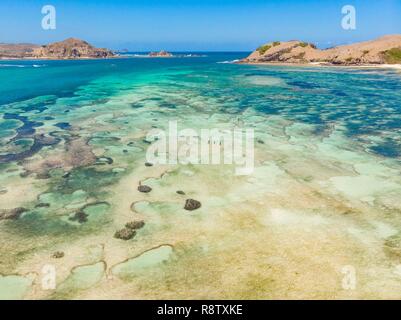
xmin=0 ymin=0 xmax=400 ymax=51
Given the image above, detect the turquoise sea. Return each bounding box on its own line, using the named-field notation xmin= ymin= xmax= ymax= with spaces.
xmin=2 ymin=53 xmax=401 ymax=157
xmin=1 ymin=53 xmax=401 ymax=299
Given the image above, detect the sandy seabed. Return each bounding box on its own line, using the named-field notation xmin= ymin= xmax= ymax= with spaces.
xmin=0 ymin=63 xmax=401 ymax=300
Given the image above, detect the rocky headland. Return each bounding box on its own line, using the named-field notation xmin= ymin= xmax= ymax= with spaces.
xmin=239 ymin=35 xmax=401 ymax=66
xmin=0 ymin=38 xmax=115 ymax=59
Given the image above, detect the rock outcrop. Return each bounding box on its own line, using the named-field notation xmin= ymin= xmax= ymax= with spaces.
xmin=240 ymin=35 xmax=401 ymax=65
xmin=52 ymin=251 xmax=65 ymax=259
xmin=184 ymin=199 xmax=201 ymax=211
xmin=114 ymin=228 xmax=136 ymax=240
xmin=0 ymin=38 xmax=115 ymax=59
xmin=125 ymin=220 xmax=145 ymax=230
xmin=148 ymin=50 xmax=173 ymax=57
xmin=138 ymin=185 xmax=152 ymax=193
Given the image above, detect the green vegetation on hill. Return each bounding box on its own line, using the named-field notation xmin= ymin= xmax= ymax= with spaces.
xmin=383 ymin=48 xmax=401 ymax=64
xmin=257 ymin=44 xmax=272 ymax=55
xmin=298 ymin=42 xmax=317 ymax=49
xmin=257 ymin=41 xmax=281 ymax=54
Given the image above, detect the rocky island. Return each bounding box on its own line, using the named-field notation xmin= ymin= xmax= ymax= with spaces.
xmin=240 ymin=35 xmax=401 ymax=66
xmin=148 ymin=50 xmax=173 ymax=57
xmin=0 ymin=38 xmax=115 ymax=59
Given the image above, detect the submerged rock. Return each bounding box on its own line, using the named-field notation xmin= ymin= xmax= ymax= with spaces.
xmin=69 ymin=210 xmax=89 ymax=223
xmin=65 ymin=138 xmax=97 ymax=167
xmin=0 ymin=133 xmax=60 ymax=164
xmin=19 ymin=171 xmax=30 ymax=178
xmin=145 ymin=162 xmax=154 ymax=167
xmin=21 ymin=137 xmax=96 ymax=180
xmin=0 ymin=207 xmax=27 ymax=220
xmin=95 ymin=156 xmax=113 ymax=165
xmin=36 ymin=172 xmax=51 ymax=179
xmin=35 ymin=203 xmax=50 ymax=208
xmin=62 ymin=172 xmax=71 ymax=179
xmin=52 ymin=251 xmax=65 ymax=259
xmin=125 ymin=220 xmax=145 ymax=230
xmin=114 ymin=228 xmax=136 ymax=240
xmin=55 ymin=122 xmax=71 ymax=130
xmin=138 ymin=185 xmax=152 ymax=193
xmin=184 ymin=199 xmax=202 ymax=211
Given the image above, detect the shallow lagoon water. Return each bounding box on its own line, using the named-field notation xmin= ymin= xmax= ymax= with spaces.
xmin=0 ymin=54 xmax=401 ymax=299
